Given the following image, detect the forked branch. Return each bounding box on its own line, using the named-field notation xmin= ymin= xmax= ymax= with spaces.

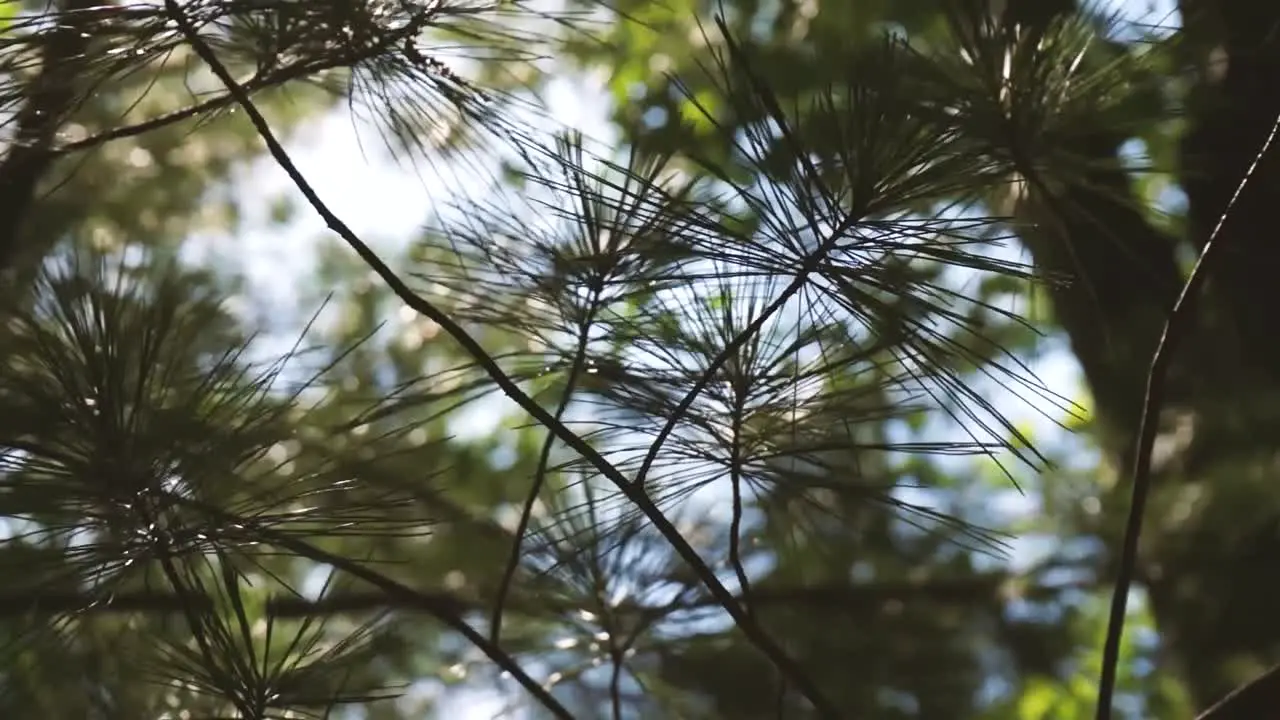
xmin=163 ymin=1 xmax=838 ymax=715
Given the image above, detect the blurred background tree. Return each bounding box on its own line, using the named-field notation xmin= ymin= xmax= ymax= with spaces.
xmin=1 ymin=0 xmax=1276 ymax=718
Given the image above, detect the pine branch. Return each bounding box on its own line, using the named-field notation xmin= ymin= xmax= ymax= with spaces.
xmin=0 ymin=0 xmax=97 ymax=275
xmin=634 ymin=15 xmax=881 ymax=489
xmin=181 ymin=494 xmax=576 ymax=720
xmin=49 ymin=30 xmax=422 ymax=158
xmin=491 ymin=288 xmax=601 ymax=645
xmin=164 ymin=2 xmax=840 ymax=715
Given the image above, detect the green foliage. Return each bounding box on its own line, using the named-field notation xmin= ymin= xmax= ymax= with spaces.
xmin=2 ymin=0 xmax=1276 ymax=718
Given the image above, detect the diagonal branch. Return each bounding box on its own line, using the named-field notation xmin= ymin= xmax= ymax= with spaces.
xmin=633 ymin=15 xmax=858 ymax=491
xmin=1094 ymin=103 xmax=1280 ymax=720
xmin=177 ymin=496 xmax=575 ymax=719
xmin=163 ymin=2 xmax=839 ymax=715
xmin=0 ymin=0 xmax=422 ymax=281
xmin=1194 ymin=662 xmax=1280 ymax=720
xmin=50 ymin=47 xmax=403 ymax=158
xmin=490 ymin=297 xmax=601 ymax=645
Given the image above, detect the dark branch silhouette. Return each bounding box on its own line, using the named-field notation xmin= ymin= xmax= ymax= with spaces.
xmin=0 ymin=0 xmax=97 ymax=273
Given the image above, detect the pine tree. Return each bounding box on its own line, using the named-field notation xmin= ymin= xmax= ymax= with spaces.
xmin=1 ymin=0 xmax=1275 ymax=718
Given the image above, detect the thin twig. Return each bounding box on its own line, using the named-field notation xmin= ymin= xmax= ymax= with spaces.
xmin=1094 ymin=108 xmax=1280 ymax=720
xmin=491 ymin=299 xmax=600 ymax=645
xmin=492 ymin=153 xmax=609 ymax=640
xmin=632 ymin=16 xmax=856 ymax=490
xmin=162 ymin=9 xmax=568 ymax=719
xmin=49 ymin=19 xmax=428 ymax=158
xmin=165 ymin=2 xmax=838 ymax=715
xmin=1194 ymin=662 xmax=1280 ymax=720
xmin=608 ymin=642 xmax=626 ymax=720
xmin=728 ymin=403 xmax=753 ymax=613
xmin=264 ymin=537 xmax=573 ymax=718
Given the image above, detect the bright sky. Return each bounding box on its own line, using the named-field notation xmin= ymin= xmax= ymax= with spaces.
xmin=207 ymin=1 xmax=1180 ymax=716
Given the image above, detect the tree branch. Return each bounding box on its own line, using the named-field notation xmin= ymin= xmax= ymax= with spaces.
xmin=163 ymin=2 xmax=840 ymax=715
xmin=1094 ymin=76 xmax=1280 ymax=720
xmin=186 ymin=496 xmax=575 ymax=720
xmin=492 ymin=264 xmax=602 ymax=645
xmin=0 ymin=0 xmax=97 ymax=275
xmin=46 ymin=14 xmax=430 ymax=158
xmin=1195 ymin=662 xmax=1280 ymax=720
xmin=1179 ymin=0 xmax=1280 ymax=379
